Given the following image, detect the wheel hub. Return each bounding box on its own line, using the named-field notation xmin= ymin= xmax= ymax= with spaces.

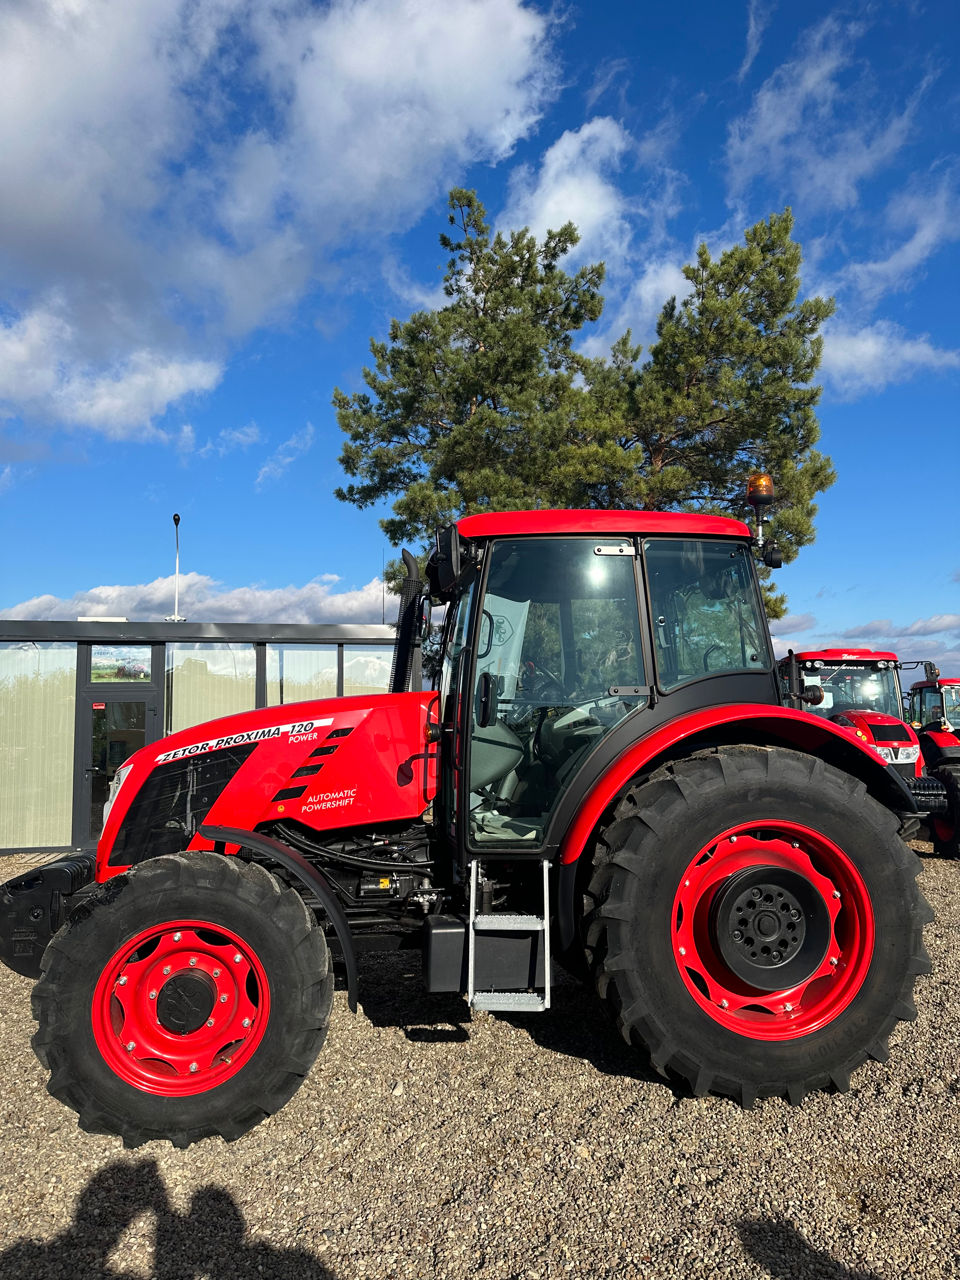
xmin=711 ymin=866 xmax=831 ymax=993
xmin=156 ymin=973 xmax=216 ymax=1035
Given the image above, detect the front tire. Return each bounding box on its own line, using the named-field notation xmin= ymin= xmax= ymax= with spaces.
xmin=32 ymin=853 xmax=333 ymax=1147
xmin=584 ymin=746 xmax=932 ymax=1105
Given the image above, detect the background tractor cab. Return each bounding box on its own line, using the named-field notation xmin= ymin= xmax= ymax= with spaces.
xmin=778 ymin=648 xmax=922 ymax=780
xmin=908 ymin=671 xmax=960 ymax=736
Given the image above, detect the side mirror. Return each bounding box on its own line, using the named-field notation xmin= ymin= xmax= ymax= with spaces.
xmin=435 ymin=524 xmax=461 ymax=595
xmin=762 ymin=542 xmax=783 ymax=569
xmin=801 ymin=685 xmax=825 ymax=706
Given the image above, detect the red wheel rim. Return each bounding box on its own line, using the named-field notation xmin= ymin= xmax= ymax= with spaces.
xmin=671 ymin=821 xmax=874 ymax=1040
xmin=91 ymin=920 xmax=270 ymax=1096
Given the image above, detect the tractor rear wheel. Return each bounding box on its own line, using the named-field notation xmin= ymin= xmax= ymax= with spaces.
xmin=32 ymin=852 xmax=333 ymax=1147
xmin=931 ymin=763 xmax=960 ymax=858
xmin=584 ymin=745 xmax=932 ymax=1106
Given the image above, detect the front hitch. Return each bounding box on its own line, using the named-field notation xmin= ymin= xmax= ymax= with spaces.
xmin=0 ymin=852 xmax=96 ymax=979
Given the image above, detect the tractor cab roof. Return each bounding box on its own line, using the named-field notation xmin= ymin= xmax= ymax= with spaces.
xmin=456 ymin=509 xmax=750 ymax=540
xmin=910 ymin=677 xmax=960 ymax=691
xmin=786 ymin=648 xmax=900 ymax=664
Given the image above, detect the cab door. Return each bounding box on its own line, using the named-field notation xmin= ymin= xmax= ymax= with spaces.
xmin=462 ymin=537 xmax=648 ymax=852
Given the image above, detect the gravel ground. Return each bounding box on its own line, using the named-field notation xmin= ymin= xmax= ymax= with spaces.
xmin=0 ymin=845 xmax=957 ymax=1280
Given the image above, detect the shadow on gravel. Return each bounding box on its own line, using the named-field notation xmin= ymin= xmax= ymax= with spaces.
xmin=0 ymin=1159 xmax=334 ymax=1279
xmin=354 ymin=949 xmax=677 ymax=1092
xmin=739 ymin=1217 xmax=884 ymax=1280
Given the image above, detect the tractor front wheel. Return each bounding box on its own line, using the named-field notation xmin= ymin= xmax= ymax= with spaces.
xmin=584 ymin=745 xmax=932 ymax=1105
xmin=32 ymin=852 xmax=333 ymax=1147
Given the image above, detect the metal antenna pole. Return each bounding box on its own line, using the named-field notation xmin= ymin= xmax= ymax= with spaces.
xmin=166 ymin=513 xmax=186 ymax=621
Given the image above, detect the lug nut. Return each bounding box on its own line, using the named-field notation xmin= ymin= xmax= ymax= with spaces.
xmin=149 ymin=990 xmax=157 ymax=1000
xmin=751 ymin=888 xmax=762 ymax=900
xmin=678 ymin=946 xmax=686 ymax=956
xmin=830 ymin=957 xmax=839 ymax=967
xmin=117 ymin=976 xmax=127 ymax=986
xmin=732 ymin=930 xmax=743 ymax=942
xmin=189 ymin=958 xmax=197 ymax=967
xmin=791 ymin=841 xmax=799 ymax=849
xmin=719 ymin=999 xmax=729 ymax=1009
xmin=784 ymin=1002 xmax=793 ymax=1012
xmin=173 ymin=932 xmax=181 ymax=942
xmin=206 ymin=1019 xmax=214 ymax=1027
xmin=233 ymin=953 xmax=242 ymax=963
xmin=220 ymin=994 xmax=228 ymax=1003
xmin=242 ymin=1017 xmax=251 ymax=1028
xmin=729 ymin=835 xmax=737 ymax=844
xmin=212 ymin=969 xmax=221 ymax=977
xmin=790 ymin=909 xmax=800 ymax=921
xmin=832 ymin=891 xmax=841 ymax=900
xmin=162 ymin=965 xmax=171 ymax=975
xmin=126 ymin=1041 xmax=135 ymax=1052
xmin=771 ymin=951 xmax=781 ymax=962
xmin=189 ymin=1062 xmax=198 ymax=1073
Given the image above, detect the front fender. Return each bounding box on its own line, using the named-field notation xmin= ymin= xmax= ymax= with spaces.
xmin=200 ymin=825 xmax=358 ymax=1013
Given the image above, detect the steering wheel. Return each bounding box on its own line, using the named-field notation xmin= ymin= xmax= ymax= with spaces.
xmin=523 ymin=659 xmax=567 ymax=702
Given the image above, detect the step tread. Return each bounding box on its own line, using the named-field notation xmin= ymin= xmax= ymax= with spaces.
xmin=471 ymin=991 xmax=547 ymax=1012
xmin=473 ymin=913 xmax=544 ymax=931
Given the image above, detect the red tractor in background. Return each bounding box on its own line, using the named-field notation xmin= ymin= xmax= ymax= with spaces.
xmin=778 ymin=649 xmax=957 ymax=856
xmin=0 ymin=487 xmax=933 ymax=1148
xmin=906 ymin=672 xmax=960 ymax=857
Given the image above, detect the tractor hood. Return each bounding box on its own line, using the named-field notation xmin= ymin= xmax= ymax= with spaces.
xmin=97 ymin=691 xmax=438 ymax=878
xmin=829 ymin=710 xmax=921 ymax=773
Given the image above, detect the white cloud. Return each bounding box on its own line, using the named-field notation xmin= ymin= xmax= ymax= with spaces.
xmin=0 ymin=465 xmax=12 ymax=495
xmin=821 ymin=319 xmax=960 ymax=398
xmin=255 ymin=424 xmax=316 ymax=488
xmin=842 ymin=616 xmax=960 ymax=640
xmin=737 ymin=0 xmax=777 ymax=84
xmin=0 ymin=303 xmax=223 ymax=436
xmin=5 ymin=571 xmax=393 ymax=625
xmin=726 ymin=17 xmax=929 ymax=211
xmin=194 ymin=421 xmax=262 ymax=459
xmin=840 ymin=174 xmax=960 ymax=305
xmin=770 ymin=612 xmax=817 ymax=636
xmin=502 ymin=118 xmax=634 ymax=266
xmin=0 ymin=0 xmax=555 ymax=435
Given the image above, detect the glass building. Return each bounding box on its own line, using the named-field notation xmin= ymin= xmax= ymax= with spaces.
xmin=0 ymin=620 xmax=402 ymax=853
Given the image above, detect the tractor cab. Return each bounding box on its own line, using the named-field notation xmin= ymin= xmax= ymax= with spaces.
xmin=908 ymin=675 xmax=960 ymax=734
xmin=428 ymin=511 xmax=778 ymax=858
xmin=777 ymin=649 xmax=921 ymax=779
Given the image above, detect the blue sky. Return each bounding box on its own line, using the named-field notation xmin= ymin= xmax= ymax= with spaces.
xmin=1 ymin=1 xmax=958 ymax=673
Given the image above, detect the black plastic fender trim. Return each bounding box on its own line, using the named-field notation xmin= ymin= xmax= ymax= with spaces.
xmin=199 ymin=824 xmax=358 ymax=1013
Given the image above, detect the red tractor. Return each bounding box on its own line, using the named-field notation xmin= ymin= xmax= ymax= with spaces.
xmin=906 ymin=672 xmax=960 ymax=857
xmin=0 ymin=498 xmax=932 ymax=1147
xmin=778 ymin=649 xmax=956 ymax=856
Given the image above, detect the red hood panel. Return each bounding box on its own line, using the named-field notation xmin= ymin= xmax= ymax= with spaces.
xmin=98 ymin=692 xmax=438 ymax=875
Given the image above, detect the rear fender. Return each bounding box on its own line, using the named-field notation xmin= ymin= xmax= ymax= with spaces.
xmin=559 ymin=703 xmax=915 ymax=871
xmin=554 ymin=705 xmax=916 ymax=954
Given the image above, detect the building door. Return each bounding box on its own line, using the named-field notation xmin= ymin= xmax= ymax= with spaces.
xmin=74 ymin=644 xmax=163 ymax=847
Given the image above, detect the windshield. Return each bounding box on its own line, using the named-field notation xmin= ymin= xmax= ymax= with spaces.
xmin=944 ymin=686 xmax=960 ymax=725
xmin=643 ymin=539 xmax=771 ymax=690
xmin=797 ymin=663 xmax=904 ymax=719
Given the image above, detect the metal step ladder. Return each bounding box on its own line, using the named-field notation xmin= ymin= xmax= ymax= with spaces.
xmin=467 ymin=857 xmax=551 ymax=1013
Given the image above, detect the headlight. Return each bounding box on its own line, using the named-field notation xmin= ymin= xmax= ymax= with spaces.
xmin=896 ymin=745 xmax=920 ymax=764
xmin=872 ymin=745 xmax=894 ymax=763
xmin=102 ymin=763 xmax=133 ymax=825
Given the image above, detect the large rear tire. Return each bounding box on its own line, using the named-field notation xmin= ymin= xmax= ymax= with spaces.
xmin=584 ymin=746 xmax=932 ymax=1105
xmin=32 ymin=852 xmax=333 ymax=1147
